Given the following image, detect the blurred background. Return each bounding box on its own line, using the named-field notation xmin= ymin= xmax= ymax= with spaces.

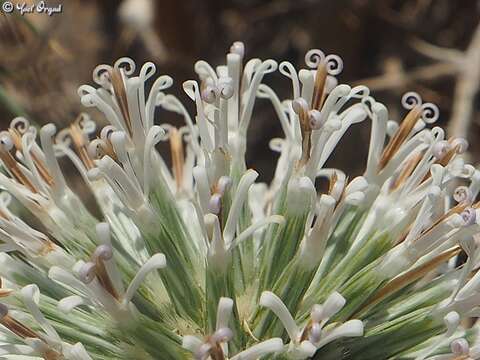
xmin=0 ymin=0 xmax=479 ymax=181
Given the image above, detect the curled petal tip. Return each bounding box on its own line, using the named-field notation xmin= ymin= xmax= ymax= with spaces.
xmin=79 ymin=262 xmax=96 ymax=284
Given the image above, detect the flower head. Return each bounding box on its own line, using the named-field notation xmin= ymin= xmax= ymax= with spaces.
xmin=0 ymin=42 xmax=477 ymax=360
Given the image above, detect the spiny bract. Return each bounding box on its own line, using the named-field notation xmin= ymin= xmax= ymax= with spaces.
xmin=0 ymin=42 xmax=478 ymax=360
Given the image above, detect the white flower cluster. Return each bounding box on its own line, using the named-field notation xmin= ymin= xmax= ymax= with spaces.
xmin=0 ymin=42 xmax=477 ymax=360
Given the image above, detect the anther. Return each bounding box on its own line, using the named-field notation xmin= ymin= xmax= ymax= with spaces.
xmin=460 ymin=207 xmax=477 ymax=226
xmin=69 ymin=116 xmax=95 ymax=169
xmin=92 ymin=244 xmax=119 ymax=299
xmin=0 ymin=303 xmax=39 ymax=339
xmin=312 ymin=63 xmax=327 ymax=110
xmin=0 ymin=133 xmax=36 ymax=192
xmin=308 ymin=110 xmax=323 ymax=130
xmin=201 ymin=83 xmax=219 ymax=104
xmin=292 ymin=98 xmax=313 ymax=165
xmin=215 ymin=176 xmax=232 ymax=196
xmin=211 ymin=327 xmax=233 ymax=343
xmin=110 ymin=68 xmax=133 ymax=137
xmin=194 ymin=343 xmax=212 ymax=360
xmin=100 ymin=125 xmax=117 ymax=140
xmin=218 ymin=77 xmax=234 ymax=99
xmin=451 ymin=338 xmax=469 ymax=355
xmin=208 ymin=194 xmax=222 ymax=215
xmin=230 ymin=41 xmax=245 ymax=57
xmin=454 ymin=186 xmax=471 ymax=204
xmin=0 ymin=133 xmax=13 ymax=152
xmin=93 ymin=244 xmax=113 ymax=261
xmin=169 ymin=128 xmax=185 ymax=191
xmin=309 ymin=322 xmax=322 ymax=343
xmin=452 ymin=138 xmax=468 ymax=154
xmin=0 ymin=303 xmax=8 ymax=319
xmin=432 ymin=141 xmax=451 ymax=160
xmin=78 ymin=262 xmax=96 ymax=284
xmin=378 ymin=106 xmax=422 ymax=170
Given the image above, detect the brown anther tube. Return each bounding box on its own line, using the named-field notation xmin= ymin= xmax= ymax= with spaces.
xmin=434 ymin=139 xmax=462 ymax=168
xmin=1 ymin=314 xmax=39 ymax=339
xmin=102 ymin=139 xmax=118 ymax=162
xmin=420 ymin=139 xmax=462 ymax=184
xmin=0 ymin=289 xmax=12 ymax=297
xmin=421 ymin=202 xmax=467 ymax=237
xmin=44 ymin=349 xmax=64 ymax=360
xmin=352 ymin=246 xmax=461 ymax=318
xmin=0 ymin=278 xmax=11 ymax=298
xmin=0 ymin=308 xmax=62 ymax=359
xmin=0 ymin=149 xmax=36 ymax=192
xmin=299 ymin=320 xmax=313 ymax=342
xmin=110 ymin=68 xmax=133 ymax=137
xmin=327 ymin=171 xmax=339 ymax=195
xmin=8 ymin=128 xmax=54 ymax=186
xmin=378 ymin=107 xmax=422 ymax=171
xmin=390 ymin=152 xmax=423 ymax=191
xmin=207 ymin=341 xmax=225 ymax=360
xmin=70 ymin=119 xmax=95 ymax=169
xmin=169 ymin=128 xmax=184 ymax=191
xmin=312 ymin=63 xmax=327 ymax=111
xmin=94 ymin=255 xmax=119 ymax=300
xmin=298 ymin=105 xmax=312 ymax=167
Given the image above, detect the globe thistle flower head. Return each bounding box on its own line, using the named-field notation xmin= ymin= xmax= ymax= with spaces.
xmin=0 ymin=42 xmax=478 ymax=360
